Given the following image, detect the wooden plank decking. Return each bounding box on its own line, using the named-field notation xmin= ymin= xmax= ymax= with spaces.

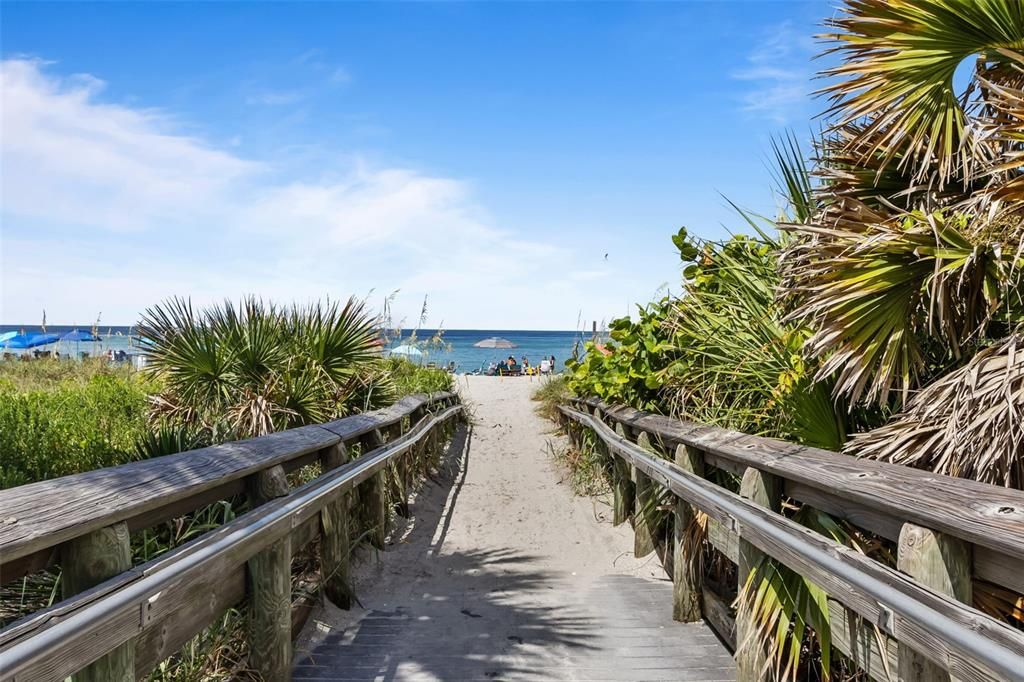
xmin=293 ymin=377 xmax=734 ymax=682
xmin=294 ymin=574 xmax=733 ymax=681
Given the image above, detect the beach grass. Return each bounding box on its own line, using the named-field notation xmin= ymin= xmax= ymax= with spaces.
xmin=530 ymin=374 xmax=569 ymax=422
xmin=0 ymin=359 xmax=158 ymax=489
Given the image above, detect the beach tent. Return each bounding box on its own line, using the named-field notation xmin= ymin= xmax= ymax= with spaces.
xmin=2 ymin=333 xmax=60 ymax=349
xmin=389 ymin=344 xmax=423 ymax=357
xmin=473 ymin=337 xmax=517 ymax=349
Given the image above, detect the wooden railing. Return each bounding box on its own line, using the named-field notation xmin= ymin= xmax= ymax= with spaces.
xmin=0 ymin=392 xmax=463 ymax=682
xmin=561 ymin=398 xmax=1024 ymax=682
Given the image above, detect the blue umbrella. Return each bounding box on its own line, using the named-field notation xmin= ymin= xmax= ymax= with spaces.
xmin=60 ymin=329 xmax=100 ymax=342
xmin=59 ymin=329 xmax=101 ymax=359
xmin=2 ymin=333 xmax=60 ymax=349
xmin=0 ymin=331 xmax=16 ymax=344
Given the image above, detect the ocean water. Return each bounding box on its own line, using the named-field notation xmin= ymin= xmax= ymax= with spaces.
xmin=390 ymin=329 xmax=587 ymax=373
xmin=0 ymin=325 xmax=589 ymax=373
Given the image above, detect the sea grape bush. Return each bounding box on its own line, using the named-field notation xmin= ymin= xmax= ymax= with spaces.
xmin=564 ymin=295 xmax=676 ymax=413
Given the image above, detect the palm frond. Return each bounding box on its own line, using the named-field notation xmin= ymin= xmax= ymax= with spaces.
xmin=139 ymin=295 xmax=383 ymax=440
xmin=819 ymin=0 xmax=1024 ymax=183
xmin=769 ymin=132 xmax=816 ymax=224
xmin=779 ymin=211 xmax=1009 ymax=406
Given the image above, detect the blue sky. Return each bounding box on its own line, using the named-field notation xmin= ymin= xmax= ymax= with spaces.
xmin=1 ymin=1 xmax=829 ymax=330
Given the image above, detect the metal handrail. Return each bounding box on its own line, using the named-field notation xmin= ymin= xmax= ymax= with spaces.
xmin=0 ymin=403 xmax=463 ymax=682
xmin=560 ymin=404 xmax=1024 ymax=682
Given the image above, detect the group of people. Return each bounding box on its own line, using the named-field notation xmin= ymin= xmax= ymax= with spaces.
xmin=488 ymin=355 xmax=557 ymax=376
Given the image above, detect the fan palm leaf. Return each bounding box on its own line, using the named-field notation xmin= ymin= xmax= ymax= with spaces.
xmin=139 ymin=295 xmax=382 ymax=440
xmin=820 ymin=0 xmax=1024 ymax=184
xmin=780 ymin=211 xmax=1009 ymax=405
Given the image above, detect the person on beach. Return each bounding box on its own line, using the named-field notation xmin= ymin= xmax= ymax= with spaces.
xmin=550 ymin=355 xmax=556 ymax=373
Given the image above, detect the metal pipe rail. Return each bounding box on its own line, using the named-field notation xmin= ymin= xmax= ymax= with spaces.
xmin=0 ymin=403 xmax=464 ymax=682
xmin=559 ymin=404 xmax=1024 ymax=682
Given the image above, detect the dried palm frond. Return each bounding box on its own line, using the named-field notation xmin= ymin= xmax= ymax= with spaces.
xmin=846 ymin=333 xmax=1024 ymax=488
xmin=779 ymin=212 xmax=1009 ymax=406
xmin=975 ymin=69 xmax=1024 ymax=211
xmin=974 ymin=579 xmax=1024 ymax=625
xmin=813 ymin=123 xmax=984 ymax=221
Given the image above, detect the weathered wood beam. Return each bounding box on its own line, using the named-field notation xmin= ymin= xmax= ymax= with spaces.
xmin=897 ymin=524 xmax=972 ymax=682
xmin=0 ymin=392 xmax=455 ymax=581
xmin=612 ymin=424 xmax=635 ymax=526
xmin=319 ymin=443 xmax=352 ymax=610
xmin=60 ymin=522 xmax=134 ymax=682
xmin=735 ymin=466 xmax=782 ymax=682
xmin=633 ymin=432 xmax=658 ymax=558
xmin=673 ymin=444 xmax=704 ymax=622
xmin=361 ymin=430 xmax=389 ymax=550
xmin=246 ymin=465 xmax=292 ymax=682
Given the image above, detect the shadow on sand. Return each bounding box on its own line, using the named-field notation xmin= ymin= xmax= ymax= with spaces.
xmin=292 ymin=422 xmax=600 ymax=681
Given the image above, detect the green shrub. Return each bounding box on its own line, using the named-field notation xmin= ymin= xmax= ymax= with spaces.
xmin=0 ymin=371 xmax=154 ymax=489
xmin=0 ymin=357 xmax=135 ymax=392
xmin=564 ymin=295 xmax=677 ymax=413
xmin=384 ymin=357 xmax=454 ymax=395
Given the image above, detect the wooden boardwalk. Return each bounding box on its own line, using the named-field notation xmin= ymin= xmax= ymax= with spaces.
xmin=293 ymin=377 xmax=734 ymax=681
xmin=4 ymin=382 xmax=1023 ymax=681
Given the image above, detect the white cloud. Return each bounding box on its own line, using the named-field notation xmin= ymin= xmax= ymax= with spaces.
xmin=2 ymin=58 xmax=256 ymax=232
xmin=732 ymin=21 xmax=816 ymax=124
xmin=329 ymin=67 xmax=352 ymax=85
xmin=245 ymin=90 xmax=304 ymax=106
xmin=1 ymin=58 xmax=668 ymax=329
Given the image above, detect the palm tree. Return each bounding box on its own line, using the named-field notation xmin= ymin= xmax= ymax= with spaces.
xmin=138 ymin=296 xmax=387 ymax=441
xmin=778 ymin=0 xmax=1024 ymax=486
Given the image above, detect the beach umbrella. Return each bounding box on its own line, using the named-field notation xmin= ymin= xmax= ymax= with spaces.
xmin=389 ymin=344 xmax=423 ymax=357
xmin=2 ymin=333 xmax=60 ymax=349
xmin=60 ymin=329 xmax=101 ymax=342
xmin=0 ymin=331 xmax=16 ymax=344
xmin=473 ymin=337 xmax=517 ymax=349
xmin=60 ymin=329 xmax=101 ymax=358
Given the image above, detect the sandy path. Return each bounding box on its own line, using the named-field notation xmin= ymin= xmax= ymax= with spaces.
xmin=294 ymin=376 xmax=734 ymax=681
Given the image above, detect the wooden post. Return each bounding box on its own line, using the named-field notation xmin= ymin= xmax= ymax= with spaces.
xmin=246 ymin=465 xmax=292 ymax=682
xmin=319 ymin=443 xmax=352 ymax=609
xmin=361 ymin=430 xmax=389 ymax=550
xmin=429 ymin=424 xmax=443 ymax=469
xmin=633 ymin=432 xmax=658 ymax=558
xmin=590 ymin=413 xmax=615 ymax=491
xmin=897 ymin=523 xmax=972 ymax=682
xmin=736 ymin=466 xmax=781 ymax=682
xmin=392 ymin=419 xmax=412 ymax=518
xmin=673 ymin=443 xmax=704 ymax=622
xmin=61 ymin=522 xmax=134 ymax=682
xmin=612 ymin=423 xmax=635 ymax=526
